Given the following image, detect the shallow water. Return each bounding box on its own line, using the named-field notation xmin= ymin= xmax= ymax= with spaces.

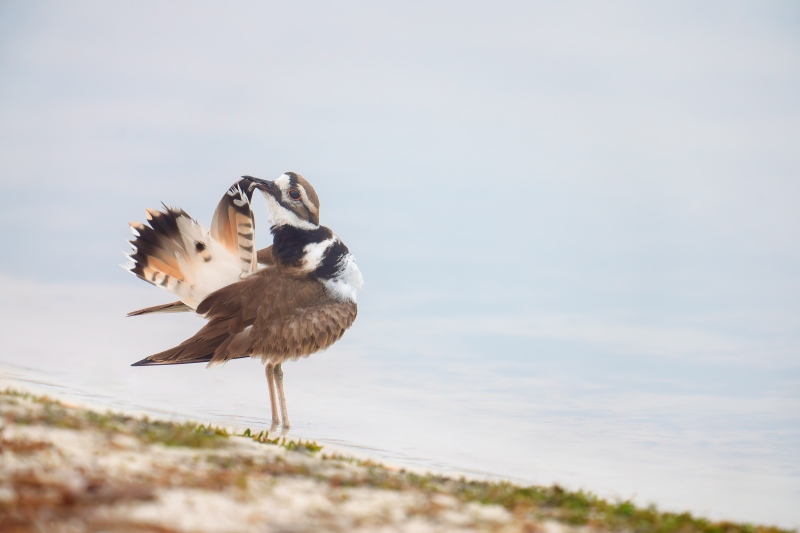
xmin=1 ymin=273 xmax=798 ymax=529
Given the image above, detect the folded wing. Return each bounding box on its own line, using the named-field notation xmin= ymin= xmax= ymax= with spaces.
xmin=131 ymin=269 xmax=357 ymax=367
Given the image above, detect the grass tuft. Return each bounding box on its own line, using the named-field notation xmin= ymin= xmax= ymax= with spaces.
xmin=3 ymin=388 xmax=228 ymax=449
xmin=242 ymin=428 xmax=323 ymax=453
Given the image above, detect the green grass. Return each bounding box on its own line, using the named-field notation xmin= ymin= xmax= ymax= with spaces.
xmin=349 ymin=470 xmax=792 ymax=533
xmin=242 ymin=427 xmax=324 ymax=453
xmin=3 ymin=388 xmax=228 ymax=449
xmin=312 ymin=457 xmax=793 ymax=533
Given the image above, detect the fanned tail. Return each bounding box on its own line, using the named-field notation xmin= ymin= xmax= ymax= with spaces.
xmin=126 ymin=177 xmax=262 ymax=366
xmin=124 ymin=207 xmax=245 ymax=309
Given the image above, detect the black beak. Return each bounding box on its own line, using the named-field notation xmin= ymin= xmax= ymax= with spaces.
xmin=243 ymin=176 xmax=277 ymax=194
xmin=242 ymin=176 xmax=275 ymax=192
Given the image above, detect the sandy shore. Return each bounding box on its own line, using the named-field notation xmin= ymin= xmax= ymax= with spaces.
xmin=0 ymin=389 xmax=791 ymax=533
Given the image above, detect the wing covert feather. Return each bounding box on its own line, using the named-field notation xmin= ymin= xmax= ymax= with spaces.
xmin=141 ymin=268 xmax=357 ymax=367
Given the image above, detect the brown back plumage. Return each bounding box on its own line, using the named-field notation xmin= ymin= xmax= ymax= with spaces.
xmin=132 ymin=267 xmax=357 ymax=367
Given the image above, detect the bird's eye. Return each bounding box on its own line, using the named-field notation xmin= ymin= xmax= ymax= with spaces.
xmin=288 ymin=189 xmax=301 ymax=200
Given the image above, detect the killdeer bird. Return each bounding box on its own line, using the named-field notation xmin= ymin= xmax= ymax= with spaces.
xmin=125 ymin=173 xmax=363 ymax=429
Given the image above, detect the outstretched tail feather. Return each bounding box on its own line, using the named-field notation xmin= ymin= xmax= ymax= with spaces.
xmin=132 ymin=318 xmax=249 ymax=367
xmin=127 ymin=301 xmax=191 ymax=317
xmin=128 ymin=220 xmax=185 ymax=282
xmin=131 ymin=354 xmax=213 ymax=366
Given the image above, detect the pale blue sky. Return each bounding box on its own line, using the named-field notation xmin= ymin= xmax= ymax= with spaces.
xmin=1 ymin=1 xmax=799 ymax=526
xmin=2 ymin=0 xmax=797 ymax=356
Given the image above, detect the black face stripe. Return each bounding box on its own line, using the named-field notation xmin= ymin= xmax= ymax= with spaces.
xmin=271 ymin=180 xmax=316 ymax=225
xmin=281 ymin=172 xmax=304 ymax=209
xmin=239 ymin=244 xmax=253 ymax=252
xmin=238 ymin=232 xmax=253 ymax=239
xmin=263 ymin=181 xmax=284 ymax=205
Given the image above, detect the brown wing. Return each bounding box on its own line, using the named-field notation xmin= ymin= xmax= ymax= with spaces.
xmin=131 ymin=268 xmax=357 ymax=367
xmin=256 ymin=245 xmax=275 ymax=266
xmin=210 ymin=178 xmax=258 ymax=274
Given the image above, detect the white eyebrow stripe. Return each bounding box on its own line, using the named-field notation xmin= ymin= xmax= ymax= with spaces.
xmin=297 ymin=185 xmax=318 ymax=215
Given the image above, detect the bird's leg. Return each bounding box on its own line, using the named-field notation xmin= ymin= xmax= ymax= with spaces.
xmin=265 ymin=363 xmax=279 ymax=430
xmin=274 ymin=363 xmax=290 ymax=430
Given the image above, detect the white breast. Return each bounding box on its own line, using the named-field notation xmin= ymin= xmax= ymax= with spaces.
xmin=323 ymin=253 xmax=363 ymax=303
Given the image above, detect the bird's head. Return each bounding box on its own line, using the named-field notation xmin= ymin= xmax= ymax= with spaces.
xmin=248 ymin=172 xmax=320 ymax=230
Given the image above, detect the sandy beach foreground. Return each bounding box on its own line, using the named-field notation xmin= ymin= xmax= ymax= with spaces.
xmin=0 ymin=389 xmax=791 ymax=533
